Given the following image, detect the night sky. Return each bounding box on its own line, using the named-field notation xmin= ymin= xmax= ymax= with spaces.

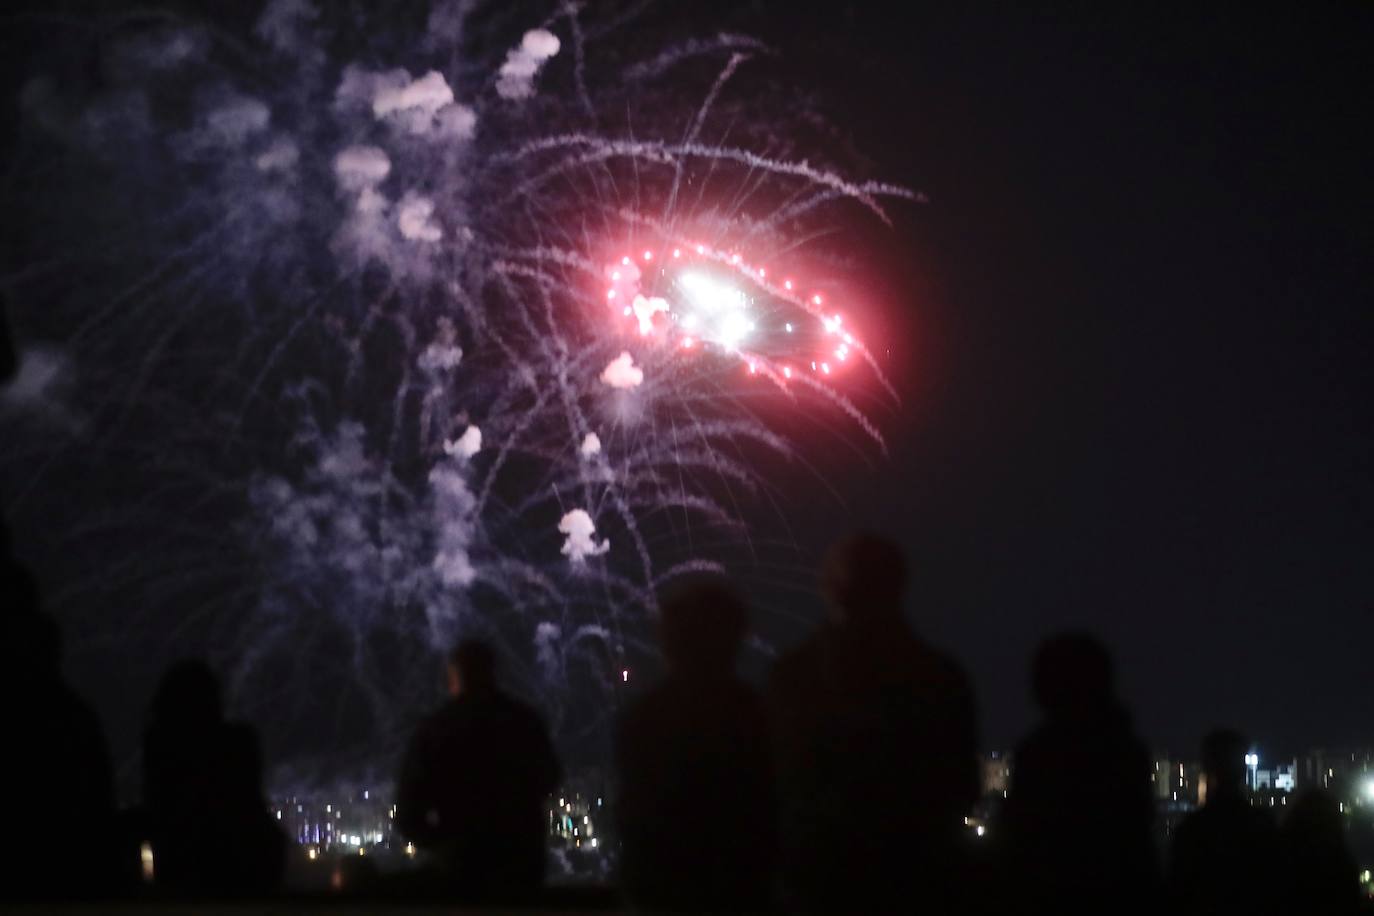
xmin=740 ymin=3 xmax=1374 ymax=756
xmin=3 ymin=3 xmax=1371 ymax=774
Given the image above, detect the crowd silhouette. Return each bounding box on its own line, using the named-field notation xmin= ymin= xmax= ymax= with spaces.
xmin=616 ymin=579 xmax=776 ymax=912
xmin=1168 ymin=728 xmax=1280 ymax=914
xmin=395 ymin=638 xmax=561 ymax=901
xmin=999 ymin=631 xmax=1160 ymax=913
xmin=140 ymin=660 xmax=286 ymax=894
xmin=769 ymin=534 xmax=979 ymax=913
xmin=0 ymin=436 xmax=1368 ymax=913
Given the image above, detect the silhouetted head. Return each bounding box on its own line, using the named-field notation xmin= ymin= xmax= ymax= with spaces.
xmin=1200 ymin=728 xmax=1249 ymax=797
xmin=1031 ymin=631 xmax=1116 ymax=720
xmin=150 ymin=659 xmax=223 ymax=728
xmin=658 ymin=578 xmax=747 ymax=677
xmin=447 ymin=639 xmax=497 ymax=696
xmin=821 ymin=533 xmax=907 ymax=627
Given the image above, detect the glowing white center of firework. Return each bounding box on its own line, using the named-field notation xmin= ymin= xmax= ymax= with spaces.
xmin=717 ymin=311 xmax=753 ymax=349
xmin=678 ymin=272 xmax=744 ymax=312
xmin=675 ymin=271 xmax=753 ymax=349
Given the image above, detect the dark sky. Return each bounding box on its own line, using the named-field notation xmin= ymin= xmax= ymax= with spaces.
xmin=739 ymin=4 xmax=1374 ymax=756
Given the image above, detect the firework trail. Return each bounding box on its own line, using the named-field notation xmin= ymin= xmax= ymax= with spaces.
xmin=0 ymin=1 xmax=913 ymax=777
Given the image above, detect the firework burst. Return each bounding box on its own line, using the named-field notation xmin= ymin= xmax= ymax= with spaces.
xmin=0 ymin=1 xmax=914 ymax=777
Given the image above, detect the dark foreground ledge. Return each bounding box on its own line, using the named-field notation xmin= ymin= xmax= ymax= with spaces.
xmin=2 ymin=885 xmax=625 ymax=914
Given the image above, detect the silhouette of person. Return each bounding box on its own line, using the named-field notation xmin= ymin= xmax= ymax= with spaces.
xmin=1001 ymin=632 xmax=1159 ymax=914
xmin=0 ymin=560 xmax=120 ymax=900
xmin=615 ymin=578 xmax=776 ymax=912
xmin=1278 ymin=789 xmax=1360 ymax=915
xmin=1168 ymin=728 xmax=1279 ymax=914
xmin=768 ymin=534 xmax=980 ymax=913
xmin=141 ymin=660 xmax=285 ymax=895
xmin=395 ymin=639 xmax=561 ymax=900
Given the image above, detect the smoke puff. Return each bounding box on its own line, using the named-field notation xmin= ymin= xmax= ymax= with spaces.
xmin=435 ymin=104 xmax=477 ymax=140
xmin=335 ymin=66 xmax=409 ymax=112
xmin=1 ymin=347 xmax=68 ymax=412
xmin=600 ymin=352 xmax=643 ymax=389
xmin=332 ymin=187 xmax=393 ymax=268
xmin=444 ymin=424 xmax=481 ymax=458
xmin=79 ymin=92 xmax=152 ymax=149
xmin=523 ymin=29 xmax=562 ymax=59
xmin=397 ymin=192 xmax=443 ymax=242
xmin=419 ymin=341 xmax=463 ymax=372
xmin=559 ymin=509 xmax=609 ymax=562
xmin=429 ymin=465 xmax=477 ymax=588
xmin=497 ymin=29 xmax=561 ymax=100
xmin=204 ymin=95 xmax=270 ymax=146
xmin=432 ymin=548 xmax=475 ymax=587
xmin=534 ymin=622 xmax=562 ymax=680
xmin=356 ymin=187 xmax=388 ymax=215
xmin=573 ymin=624 xmax=612 ymax=644
xmin=373 ymin=70 xmax=453 ymax=119
xmin=334 ymin=145 xmax=391 ymax=191
xmin=255 ymin=137 xmax=299 ymax=173
xmin=580 ymin=432 xmax=601 ymax=457
xmin=256 ymin=0 xmax=319 ymax=54
xmin=426 ymin=0 xmax=469 ymax=46
xmin=340 ymin=66 xmax=475 ymax=139
xmin=110 ymin=27 xmax=209 ymax=74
